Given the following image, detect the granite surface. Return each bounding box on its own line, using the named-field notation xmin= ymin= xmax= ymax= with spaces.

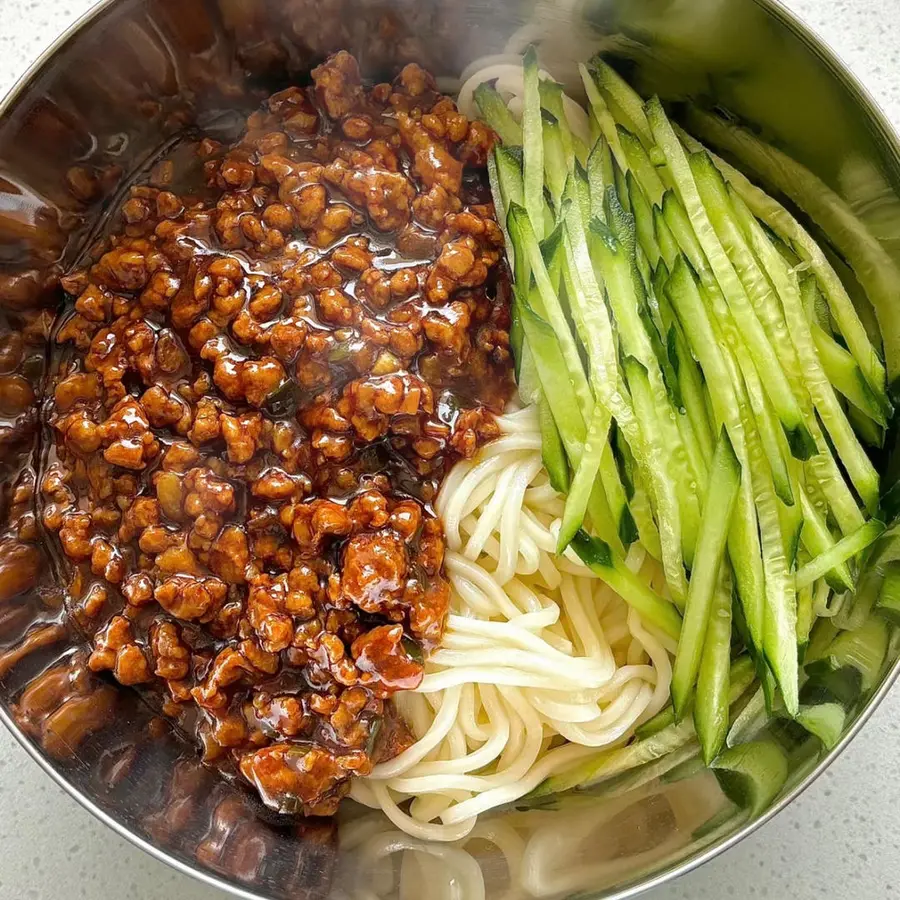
xmin=1 ymin=0 xmax=900 ymax=897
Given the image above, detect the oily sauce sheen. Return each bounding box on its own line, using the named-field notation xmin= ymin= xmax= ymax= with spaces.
xmin=40 ymin=52 xmax=513 ymax=818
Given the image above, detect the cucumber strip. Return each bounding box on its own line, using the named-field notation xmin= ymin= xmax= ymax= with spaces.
xmin=798 ymin=488 xmax=854 ymax=592
xmin=654 ymin=205 xmax=681 ymax=270
xmin=578 ymin=64 xmax=629 ymax=172
xmin=587 ymin=57 xmax=654 ymax=149
xmin=795 ymin=520 xmax=885 ymax=590
xmin=613 ymin=158 xmax=632 ymax=216
xmin=796 ymin=582 xmax=814 ymax=653
xmin=683 ymin=110 xmax=896 ymax=390
xmin=624 ymin=356 xmax=688 ymax=600
xmin=809 ymin=616 xmax=889 ymax=693
xmin=535 ymin=655 xmax=755 ymax=797
xmin=665 ymin=258 xmax=766 ymax=650
xmin=539 ymin=392 xmax=570 ymax=494
xmin=487 ymin=148 xmax=514 ymax=269
xmin=558 ymin=403 xmax=611 ymax=552
xmin=802 ymin=277 xmax=888 ymax=426
xmin=618 ymin=437 xmax=663 ymax=560
xmin=876 ymin=562 xmax=900 ymax=625
xmin=587 ymin=139 xmax=612 ymax=223
xmin=541 ymin=223 xmax=565 ymax=294
xmin=474 ymin=82 xmax=523 ymax=146
xmin=685 ymin=153 xmax=815 ymax=460
xmin=541 ymin=110 xmax=569 ymax=209
xmin=516 ymin=292 xmax=586 ymax=453
xmin=847 ymin=399 xmax=886 ymax=449
xmin=695 ymin=567 xmax=734 ymax=763
xmin=522 ymin=47 xmax=545 ymax=238
xmin=726 ymin=685 xmax=768 ymax=749
xmin=628 ymin=170 xmax=661 ymax=268
xmin=619 ymin=127 xmax=667 ymax=206
xmin=508 ymin=204 xmax=593 ymax=417
xmin=671 ymin=428 xmax=741 ymax=717
xmin=571 ymin=530 xmax=683 ymax=640
xmin=711 ymin=739 xmax=789 ymax=819
xmin=732 ymin=189 xmax=881 ymax=513
xmin=647 ymin=102 xmax=814 ymax=460
xmin=595 ymin=200 xmax=701 ymax=564
xmin=737 ymin=363 xmax=800 ymax=715
xmin=796 ymin=703 xmax=846 ymax=751
xmin=665 ymin=191 xmax=862 ymax=533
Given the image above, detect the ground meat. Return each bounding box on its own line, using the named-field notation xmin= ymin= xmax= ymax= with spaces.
xmin=43 ymin=52 xmax=513 ymax=819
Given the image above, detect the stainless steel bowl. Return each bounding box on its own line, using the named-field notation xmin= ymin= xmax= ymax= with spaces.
xmin=2 ymin=1 xmax=900 ymax=897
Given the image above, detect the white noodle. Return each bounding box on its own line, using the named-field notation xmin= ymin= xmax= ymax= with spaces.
xmin=361 ymin=407 xmax=674 ymax=840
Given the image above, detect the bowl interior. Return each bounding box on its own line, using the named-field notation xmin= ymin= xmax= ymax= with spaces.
xmin=1 ymin=1 xmax=900 ymax=898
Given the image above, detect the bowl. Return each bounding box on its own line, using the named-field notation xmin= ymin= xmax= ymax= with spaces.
xmin=2 ymin=1 xmax=900 ymax=898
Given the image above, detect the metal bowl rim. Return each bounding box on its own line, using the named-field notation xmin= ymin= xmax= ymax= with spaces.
xmin=1 ymin=0 xmax=899 ymax=897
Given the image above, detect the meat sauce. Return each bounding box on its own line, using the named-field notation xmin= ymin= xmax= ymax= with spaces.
xmin=39 ymin=52 xmax=512 ymax=818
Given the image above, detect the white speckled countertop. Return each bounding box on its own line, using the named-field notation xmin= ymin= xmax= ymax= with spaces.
xmin=2 ymin=1 xmax=900 ymax=898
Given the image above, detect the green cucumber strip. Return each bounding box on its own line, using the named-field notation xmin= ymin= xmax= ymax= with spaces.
xmin=803 ymin=277 xmax=888 ymax=425
xmin=798 ymin=487 xmax=854 ymax=593
xmin=522 ymin=47 xmax=545 ymax=239
xmin=487 ymin=148 xmax=514 ymax=271
xmin=587 ymin=138 xmax=612 ymax=223
xmin=737 ymin=364 xmax=800 ymax=716
xmin=683 ymin=110 xmax=895 ymax=390
xmin=571 ymin=530 xmax=683 ymax=640
xmin=619 ymin=127 xmax=667 ymax=206
xmin=847 ymin=400 xmax=886 ymax=449
xmin=541 ymin=223 xmax=565 ymax=294
xmin=671 ymin=428 xmax=741 ymax=717
xmin=538 ymin=78 xmax=574 ymax=164
xmin=541 ymin=110 xmax=568 ymax=209
xmin=811 ymin=616 xmax=889 ymax=693
xmin=647 ymin=104 xmax=813 ymax=459
xmin=665 ymin=258 xmax=766 ymax=648
xmin=796 ymin=582 xmax=814 ymax=653
xmin=516 ymin=291 xmax=586 ymax=454
xmin=796 ymin=703 xmax=846 ymax=751
xmin=558 ymin=403 xmax=611 ymax=553
xmin=876 ymin=562 xmax=900 ymax=625
xmin=535 ymin=655 xmax=755 ymax=798
xmin=474 ymin=82 xmax=523 ymax=146
xmin=508 ymin=204 xmax=593 ymax=417
xmin=683 ymin=149 xmax=815 ymax=460
xmin=493 ymin=145 xmax=525 ymax=211
xmin=588 ymin=56 xmax=654 ymax=149
xmin=805 ymin=617 xmax=840 ymax=665
xmin=539 ymin=392 xmax=570 ymax=494
xmin=795 ymin=520 xmax=885 ymax=590
xmin=629 ymin=171 xmax=662 ymax=268
xmin=624 ymin=356 xmax=688 ymax=599
xmin=618 ymin=438 xmax=662 ymax=559
xmin=711 ymin=739 xmax=789 ymax=819
xmin=665 ymin=191 xmax=862 ymax=533
xmin=726 ymin=685 xmax=768 ymax=749
xmin=595 ymin=202 xmax=701 ymax=564
xmin=654 ymin=204 xmax=681 ymax=270
xmin=578 ymin=64 xmax=629 ymax=172
xmin=695 ymin=567 xmax=734 ymax=763
xmin=732 ymin=189 xmax=881 ymax=513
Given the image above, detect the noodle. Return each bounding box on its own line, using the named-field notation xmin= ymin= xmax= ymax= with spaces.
xmin=357 ymin=406 xmax=674 ymax=840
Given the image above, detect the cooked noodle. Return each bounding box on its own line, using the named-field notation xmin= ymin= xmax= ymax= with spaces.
xmin=355 ymin=407 xmax=674 ymax=841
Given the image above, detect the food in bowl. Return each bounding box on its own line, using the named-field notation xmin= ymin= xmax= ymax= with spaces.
xmin=32 ymin=34 xmax=896 ymax=848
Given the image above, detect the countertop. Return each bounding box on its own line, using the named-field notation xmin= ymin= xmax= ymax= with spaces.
xmin=2 ymin=1 xmax=900 ymax=898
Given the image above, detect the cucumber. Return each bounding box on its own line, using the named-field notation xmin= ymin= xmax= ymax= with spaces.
xmin=522 ymin=46 xmax=545 ymax=238
xmin=795 ymin=703 xmax=846 ymax=751
xmin=578 ymin=63 xmax=629 ymax=172
xmin=731 ymin=188 xmax=880 ymax=513
xmin=587 ymin=57 xmax=654 ymax=149
xmin=876 ymin=561 xmax=900 ymax=625
xmin=711 ymin=739 xmax=789 ymax=819
xmin=695 ymin=567 xmax=734 ymax=763
xmin=570 ymin=530 xmax=683 ymax=640
xmin=806 ymin=616 xmax=889 ymax=694
xmin=557 ymin=403 xmax=611 ymax=552
xmin=474 ymin=82 xmax=523 ymax=146
xmin=619 ymin=127 xmax=667 ymax=206
xmin=798 ymin=488 xmax=853 ymax=592
xmin=679 ymin=149 xmax=814 ymax=461
xmin=539 ymin=393 xmax=570 ymax=494
xmin=795 ymin=520 xmax=885 ymax=590
xmin=508 ymin=204 xmax=593 ymax=418
xmin=671 ymin=428 xmax=741 ymax=717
